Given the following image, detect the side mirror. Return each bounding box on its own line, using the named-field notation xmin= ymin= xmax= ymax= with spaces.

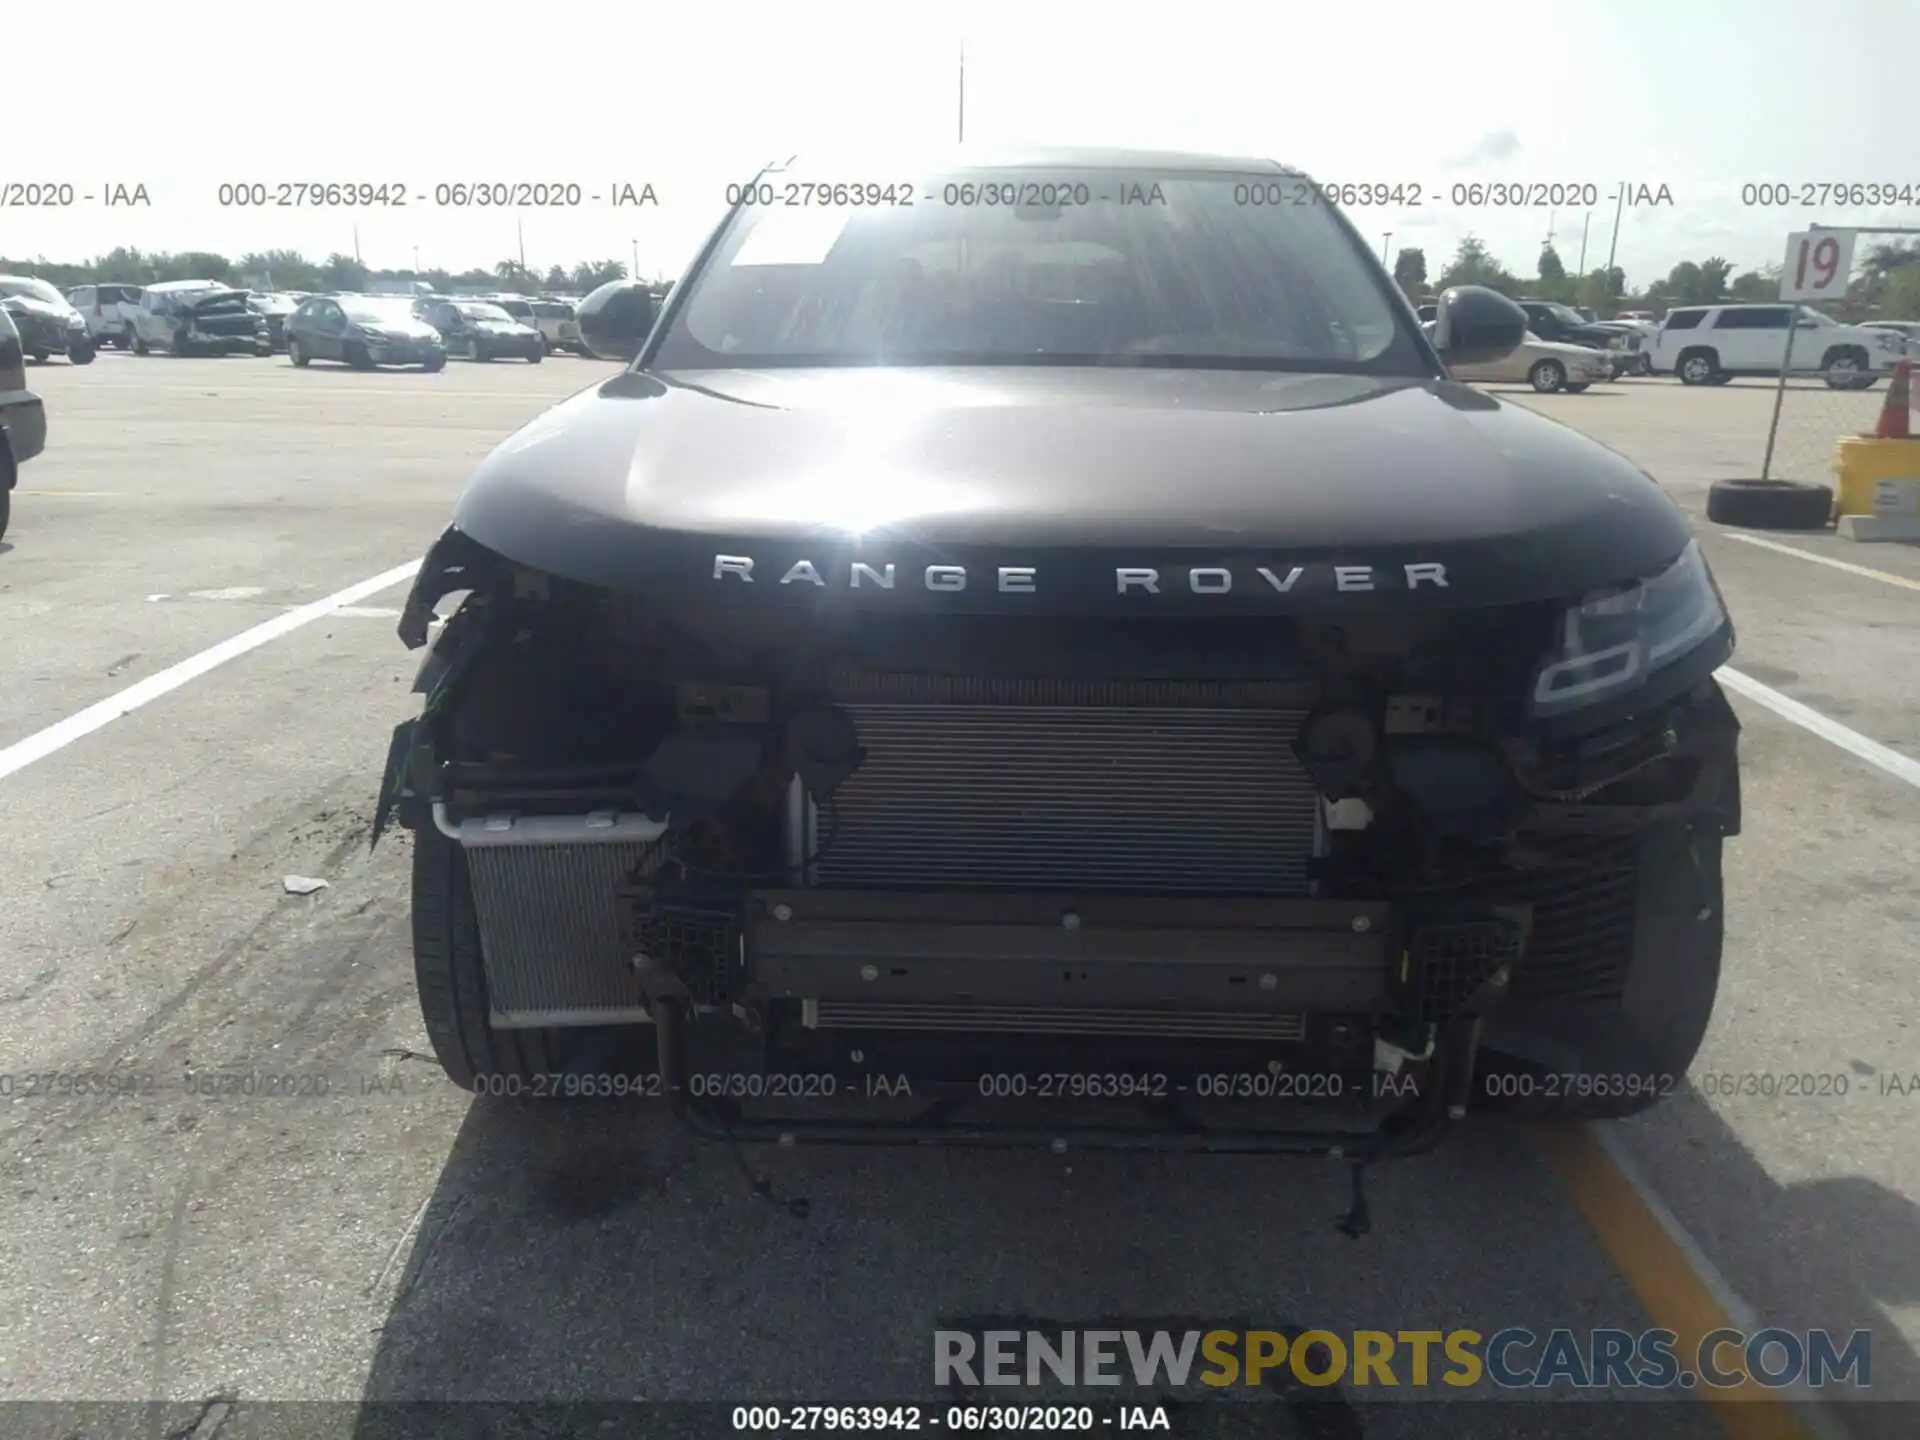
xmin=1430 ymin=285 xmax=1528 ymax=367
xmin=576 ymin=279 xmax=658 ymax=363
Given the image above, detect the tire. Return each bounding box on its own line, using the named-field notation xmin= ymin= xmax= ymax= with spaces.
xmin=69 ymin=342 xmax=96 ymax=365
xmin=411 ymin=822 xmax=656 ymax=1091
xmin=0 ymin=483 xmax=10 ymax=544
xmin=1527 ymin=359 xmax=1566 ymax=393
xmin=255 ymin=342 xmax=273 ymax=358
xmin=170 ymin=332 xmax=194 ymax=357
xmin=422 ymin=354 xmax=445 ymax=373
xmin=26 ymin=349 xmax=48 ymax=364
xmin=528 ymin=347 xmax=543 ymax=364
xmin=1707 ymin=372 xmax=1734 ymax=386
xmin=1564 ymin=382 xmax=1590 ymax=393
xmin=346 ymin=342 xmax=374 ymax=371
xmin=1676 ymin=350 xmax=1719 ymax=385
xmin=1706 ymin=478 xmax=1834 ymax=529
xmin=1822 ymin=348 xmax=1871 ymax=390
xmin=472 ymin=340 xmax=492 ymax=362
xmin=288 ymin=338 xmax=310 ymax=368
xmin=1479 ymin=822 xmax=1726 ymax=1120
xmin=132 ymin=335 xmax=150 ymax=356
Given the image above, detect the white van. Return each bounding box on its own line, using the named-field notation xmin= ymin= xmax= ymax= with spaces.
xmin=1651 ymin=303 xmax=1905 ymax=389
xmin=67 ymin=283 xmax=145 ymax=348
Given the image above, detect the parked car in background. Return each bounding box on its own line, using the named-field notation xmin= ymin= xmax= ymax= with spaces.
xmin=415 ymin=298 xmax=544 ymax=362
xmin=1615 ymin=310 xmax=1655 ymax=323
xmin=247 ymin=292 xmax=301 ymax=351
xmin=1588 ymin=320 xmax=1654 ymax=376
xmin=0 ymin=304 xmax=48 ymax=542
xmin=1651 ymin=303 xmax=1905 ymax=389
xmin=487 ymin=295 xmax=540 ymax=330
xmin=0 ymin=276 xmax=96 ymax=365
xmin=529 ymin=298 xmax=584 ymax=354
xmin=285 ymin=295 xmax=447 ymax=371
xmin=67 ymin=283 xmax=144 ymax=349
xmin=1514 ymin=299 xmax=1620 ymax=351
xmin=1433 ymin=324 xmax=1612 ymax=392
xmin=132 ymin=281 xmax=273 ymax=356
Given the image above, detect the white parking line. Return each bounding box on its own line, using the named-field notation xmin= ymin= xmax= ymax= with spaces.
xmin=0 ymin=561 xmax=422 ymax=783
xmin=1722 ymin=532 xmax=1920 ymax=593
xmin=1719 ymin=665 xmax=1920 ymax=790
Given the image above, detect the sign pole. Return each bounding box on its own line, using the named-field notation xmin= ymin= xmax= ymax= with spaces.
xmin=1760 ymin=316 xmax=1795 ymax=481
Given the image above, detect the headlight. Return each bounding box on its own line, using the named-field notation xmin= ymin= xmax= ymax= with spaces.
xmin=1529 ymin=540 xmax=1732 ymax=719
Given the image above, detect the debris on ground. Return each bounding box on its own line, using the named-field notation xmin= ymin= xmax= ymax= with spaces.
xmin=282 ymin=875 xmax=329 ymax=895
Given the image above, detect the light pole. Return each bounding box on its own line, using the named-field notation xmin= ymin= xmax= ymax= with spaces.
xmin=413 ymin=245 xmax=420 ymax=274
xmin=631 ymin=238 xmax=639 ymax=279
xmin=1576 ymin=212 xmax=1591 ymax=278
xmin=957 ymin=40 xmax=966 ymax=143
xmin=1381 ymin=233 xmax=1393 ymax=268
xmin=1603 ymin=185 xmax=1627 ymax=291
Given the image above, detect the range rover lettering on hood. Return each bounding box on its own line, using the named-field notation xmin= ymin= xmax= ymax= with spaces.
xmin=714 ymin=555 xmax=1450 ymax=595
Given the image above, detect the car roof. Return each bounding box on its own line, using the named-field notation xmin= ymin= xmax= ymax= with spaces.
xmin=770 ymin=145 xmax=1300 ymax=176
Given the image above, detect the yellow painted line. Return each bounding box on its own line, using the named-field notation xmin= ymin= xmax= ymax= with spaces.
xmin=1722 ymin=532 xmax=1920 ymax=594
xmin=1534 ymin=1123 xmax=1816 ymax=1439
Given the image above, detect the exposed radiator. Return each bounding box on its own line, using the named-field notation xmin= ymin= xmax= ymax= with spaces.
xmin=465 ymin=842 xmax=655 ymax=1027
xmin=814 ymin=697 xmax=1319 ymax=895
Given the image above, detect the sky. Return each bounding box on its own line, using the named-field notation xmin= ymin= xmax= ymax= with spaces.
xmin=6 ymin=0 xmax=1918 ymax=286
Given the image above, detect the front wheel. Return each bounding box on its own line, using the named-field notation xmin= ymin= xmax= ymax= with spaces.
xmin=69 ymin=342 xmax=96 ymax=365
xmin=411 ymin=822 xmax=656 ymax=1091
xmin=346 ymin=342 xmax=374 ymax=371
xmin=422 ymin=354 xmax=446 ymax=373
xmin=527 ymin=348 xmax=543 ymax=364
xmin=471 ymin=340 xmax=492 ymax=362
xmin=288 ymin=337 xmax=310 ymax=368
xmin=0 ymin=485 xmax=10 ymax=543
xmin=132 ymin=335 xmax=150 ymax=355
xmin=1564 ymin=381 xmax=1590 ymax=393
xmin=25 ymin=348 xmax=48 ymax=364
xmin=1677 ymin=351 xmax=1719 ymax=385
xmin=1527 ymin=359 xmax=1567 ymax=393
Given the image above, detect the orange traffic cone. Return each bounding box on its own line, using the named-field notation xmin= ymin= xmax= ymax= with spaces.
xmin=1873 ymin=359 xmax=1913 ymax=439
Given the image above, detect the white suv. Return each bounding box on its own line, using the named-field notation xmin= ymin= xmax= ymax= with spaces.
xmin=1652 ymin=303 xmax=1904 ymax=390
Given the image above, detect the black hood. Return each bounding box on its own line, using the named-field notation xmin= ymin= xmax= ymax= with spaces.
xmin=451 ymin=366 xmax=1695 ymax=615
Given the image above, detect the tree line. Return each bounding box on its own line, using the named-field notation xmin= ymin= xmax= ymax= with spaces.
xmin=0 ymin=247 xmax=653 ymax=296
xmin=1392 ymin=236 xmax=1920 ymax=320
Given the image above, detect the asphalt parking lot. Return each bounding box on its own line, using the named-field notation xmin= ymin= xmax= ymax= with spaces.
xmin=2 ymin=357 xmax=1917 ymax=1440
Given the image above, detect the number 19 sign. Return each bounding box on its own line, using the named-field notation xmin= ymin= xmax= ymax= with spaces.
xmin=1780 ymin=230 xmax=1857 ymax=302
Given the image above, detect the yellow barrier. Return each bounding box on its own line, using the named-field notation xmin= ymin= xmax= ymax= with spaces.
xmin=1831 ymin=435 xmax=1920 ymax=518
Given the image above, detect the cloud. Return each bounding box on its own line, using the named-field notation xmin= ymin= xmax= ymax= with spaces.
xmin=1445 ymin=128 xmax=1522 ymax=168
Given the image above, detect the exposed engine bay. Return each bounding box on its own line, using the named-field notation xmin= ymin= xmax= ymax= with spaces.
xmin=377 ymin=528 xmax=1741 ymax=1164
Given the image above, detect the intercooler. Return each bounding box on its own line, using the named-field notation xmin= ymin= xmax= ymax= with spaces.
xmin=814 ymin=676 xmax=1321 ymax=896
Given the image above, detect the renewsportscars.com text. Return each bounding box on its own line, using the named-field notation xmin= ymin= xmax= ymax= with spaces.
xmin=934 ymin=1328 xmax=1871 ymax=1391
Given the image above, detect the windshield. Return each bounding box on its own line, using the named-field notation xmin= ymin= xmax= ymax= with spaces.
xmin=494 ymin=300 xmax=534 ymax=318
xmin=342 ymin=298 xmax=420 ymax=324
xmin=650 ymin=166 xmax=1419 ymax=372
xmin=1545 ymin=303 xmax=1587 ymax=325
xmin=459 ymin=303 xmax=514 ymax=322
xmin=1800 ymin=307 xmax=1840 ymax=326
xmin=0 ymin=277 xmax=69 ymax=306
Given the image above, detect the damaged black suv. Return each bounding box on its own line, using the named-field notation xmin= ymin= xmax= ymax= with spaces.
xmin=376 ymin=148 xmax=1739 ymax=1163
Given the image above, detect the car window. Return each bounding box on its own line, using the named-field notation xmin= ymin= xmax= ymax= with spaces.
xmin=1662 ymin=310 xmax=1705 ymax=331
xmin=654 ymin=166 xmax=1419 ymax=373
